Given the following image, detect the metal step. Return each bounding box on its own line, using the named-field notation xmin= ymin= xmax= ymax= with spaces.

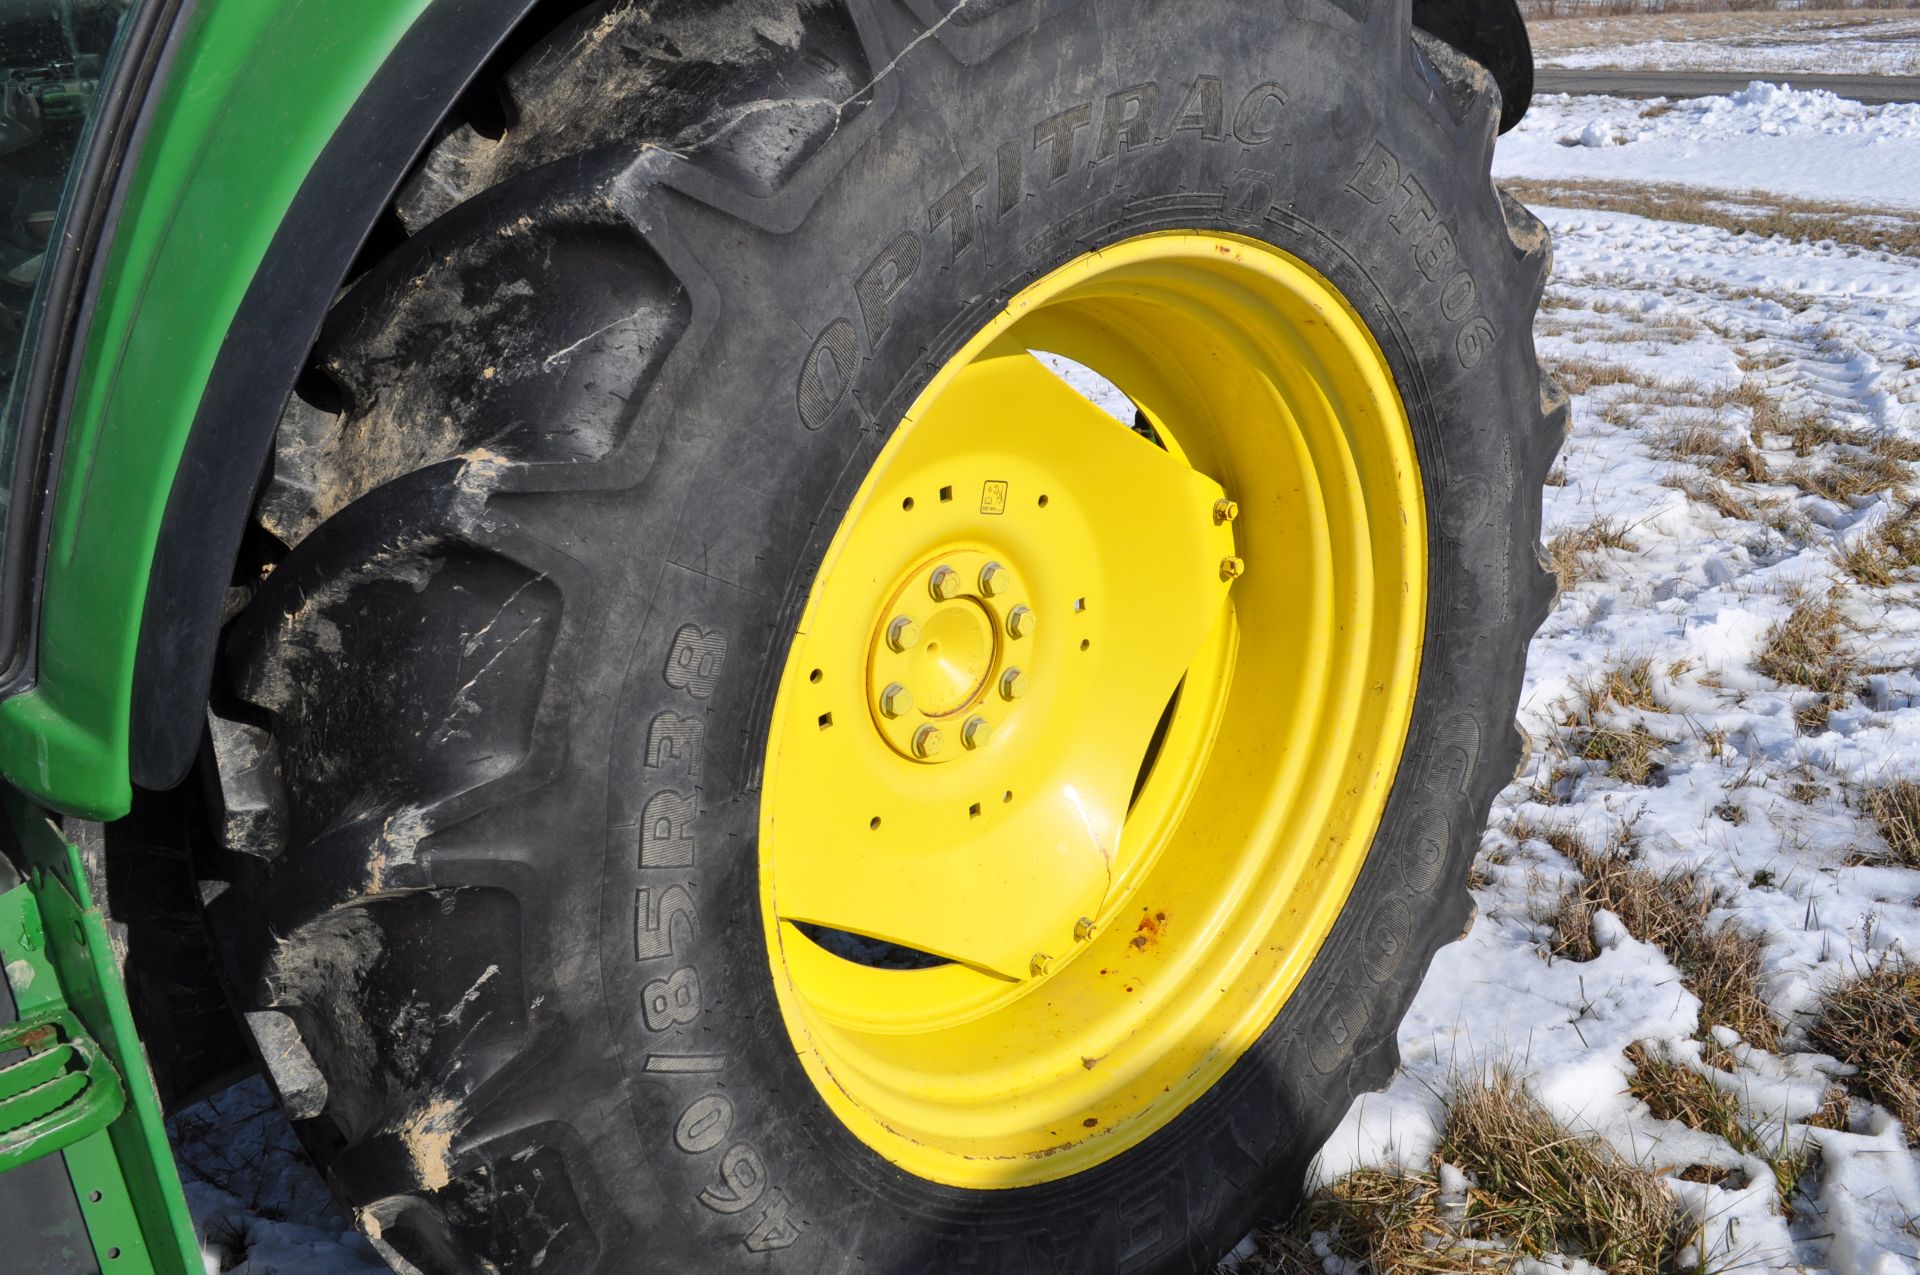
xmin=0 ymin=1009 xmax=126 ymax=1173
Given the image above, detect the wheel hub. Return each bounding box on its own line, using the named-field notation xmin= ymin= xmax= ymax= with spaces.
xmin=867 ymin=552 xmax=1031 ymax=762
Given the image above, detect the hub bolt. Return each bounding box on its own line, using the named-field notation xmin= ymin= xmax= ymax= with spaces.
xmin=1074 ymin=916 xmax=1097 ymax=942
xmin=1006 ymin=605 xmax=1035 ymax=639
xmin=1030 ymin=953 xmax=1053 ymax=977
xmin=929 ymin=565 xmax=962 ymax=601
xmin=1219 ymin=556 xmax=1245 ymax=581
xmin=978 ymin=562 xmax=1008 ymax=596
xmin=999 ymin=667 xmax=1027 ymax=700
xmin=1214 ymin=498 xmax=1239 ymax=524
xmin=962 ymin=715 xmax=991 ymax=749
xmin=912 ymin=725 xmax=944 ymax=758
xmin=887 ymin=616 xmax=920 ymax=652
xmin=880 ymin=683 xmax=913 ymax=718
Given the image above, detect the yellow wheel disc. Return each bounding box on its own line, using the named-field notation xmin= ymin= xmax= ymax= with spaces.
xmin=759 ymin=231 xmax=1426 ymax=1187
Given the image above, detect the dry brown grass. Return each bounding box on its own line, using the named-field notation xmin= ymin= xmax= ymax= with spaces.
xmin=1836 ymin=506 xmax=1920 ymax=586
xmin=1785 ymin=453 xmax=1914 ymax=504
xmin=1698 ymin=1033 xmax=1739 ymax=1073
xmin=1624 ymin=1041 xmax=1817 ymax=1206
xmin=1527 ymin=766 xmax=1577 ymax=808
xmin=1756 ymin=496 xmax=1814 ymax=542
xmin=1754 ymin=591 xmax=1857 ymax=697
xmin=1590 ymin=656 xmax=1663 ymax=712
xmin=1565 ymin=659 xmax=1669 ymax=784
xmin=1246 ymin=1071 xmax=1695 ymax=1274
xmin=1541 ymin=355 xmax=1650 ymax=396
xmin=1811 ymin=1085 xmax=1852 ymax=1134
xmin=1438 ymin=1072 xmax=1694 ymax=1273
xmin=1871 ymin=433 xmax=1920 ymax=464
xmin=1663 ymin=382 xmax=1901 ymax=530
xmin=1861 ymin=779 xmax=1920 ymax=867
xmin=1806 ymin=960 xmax=1920 ymax=1147
xmin=1576 ymin=723 xmax=1665 ymax=785
xmin=1527 ymin=8 xmax=1920 ymax=53
xmin=1627 ymin=1040 xmax=1747 ymax=1139
xmin=1755 ymin=592 xmax=1857 ymax=733
xmin=1503 ymin=177 xmax=1920 ymax=259
xmin=1246 ymin=1169 xmax=1503 ymax=1273
xmin=1788 ymin=776 xmax=1827 ymax=805
xmin=1760 ymin=406 xmax=1860 ymax=458
xmin=1668 ymin=475 xmax=1755 ymax=523
xmin=1655 ymin=420 xmax=1769 ymax=483
xmin=1547 ymin=828 xmax=1779 ymax=1049
xmin=1545 ymin=518 xmax=1636 ymax=590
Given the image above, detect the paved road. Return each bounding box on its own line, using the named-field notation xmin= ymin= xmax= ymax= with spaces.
xmin=1535 ymin=69 xmax=1920 ymax=104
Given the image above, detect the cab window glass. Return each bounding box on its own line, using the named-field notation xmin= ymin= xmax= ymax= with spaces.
xmin=0 ymin=0 xmax=134 ymax=510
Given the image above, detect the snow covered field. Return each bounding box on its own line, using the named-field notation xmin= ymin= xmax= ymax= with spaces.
xmin=1279 ymin=84 xmax=1920 ymax=1275
xmin=167 ymin=79 xmax=1920 ymax=1275
xmin=1499 ymin=84 xmax=1920 ymax=209
xmin=168 ymin=1079 xmax=384 ymax=1273
xmin=1534 ymin=12 xmax=1920 ymax=76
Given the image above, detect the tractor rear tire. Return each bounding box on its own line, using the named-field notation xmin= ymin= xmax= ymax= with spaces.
xmin=204 ymin=1 xmax=1560 ymax=1271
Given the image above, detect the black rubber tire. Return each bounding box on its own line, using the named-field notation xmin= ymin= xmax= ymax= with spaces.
xmin=205 ymin=2 xmax=1562 ymax=1271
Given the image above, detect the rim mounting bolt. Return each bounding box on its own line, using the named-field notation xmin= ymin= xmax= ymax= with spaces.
xmin=912 ymin=725 xmax=944 ymax=758
xmin=929 ymin=565 xmax=962 ymax=601
xmin=978 ymin=562 xmax=1008 ymax=596
xmin=999 ymin=667 xmax=1027 ymax=700
xmin=887 ymin=616 xmax=920 ymax=652
xmin=1074 ymin=916 xmax=1097 ymax=942
xmin=962 ymin=715 xmax=991 ymax=749
xmin=1006 ymin=605 xmax=1035 ymax=639
xmin=1030 ymin=953 xmax=1053 ymax=977
xmin=1213 ymin=498 xmax=1239 ymax=524
xmin=879 ymin=683 xmax=913 ymax=718
xmin=1219 ymin=556 xmax=1245 ymax=581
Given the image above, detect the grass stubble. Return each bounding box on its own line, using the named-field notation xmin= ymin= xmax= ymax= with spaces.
xmin=1239 ymin=1071 xmax=1695 ymax=1274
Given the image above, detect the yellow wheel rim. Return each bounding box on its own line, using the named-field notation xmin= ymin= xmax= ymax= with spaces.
xmin=759 ymin=231 xmax=1425 ymax=1187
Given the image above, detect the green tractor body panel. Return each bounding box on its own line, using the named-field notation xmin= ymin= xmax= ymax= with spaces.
xmin=0 ymin=0 xmax=432 ymax=820
xmin=0 ymin=2 xmax=438 ymax=1267
xmin=1 ymin=795 xmax=198 ymax=1273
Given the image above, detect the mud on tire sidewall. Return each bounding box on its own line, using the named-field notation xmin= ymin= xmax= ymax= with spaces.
xmin=587 ymin=6 xmax=1547 ymax=1271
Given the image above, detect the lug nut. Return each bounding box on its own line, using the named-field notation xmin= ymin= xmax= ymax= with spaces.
xmin=1030 ymin=953 xmax=1053 ymax=977
xmin=912 ymin=725 xmax=944 ymax=758
xmin=1214 ymin=498 xmax=1239 ymax=524
xmin=880 ymin=683 xmax=913 ymax=718
xmin=1006 ymin=605 xmax=1035 ymax=639
xmin=929 ymin=565 xmax=962 ymax=601
xmin=1074 ymin=916 xmax=1097 ymax=942
xmin=962 ymin=715 xmax=991 ymax=749
xmin=999 ymin=667 xmax=1027 ymax=700
xmin=1219 ymin=556 xmax=1245 ymax=581
xmin=979 ymin=562 xmax=1008 ymax=596
xmin=887 ymin=616 xmax=920 ymax=651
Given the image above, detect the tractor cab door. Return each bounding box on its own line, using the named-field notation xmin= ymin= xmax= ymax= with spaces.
xmin=0 ymin=6 xmax=203 ymax=1274
xmin=0 ymin=0 xmax=149 ymax=683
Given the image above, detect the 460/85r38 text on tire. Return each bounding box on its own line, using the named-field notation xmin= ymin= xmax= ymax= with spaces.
xmin=202 ymin=1 xmax=1561 ymax=1270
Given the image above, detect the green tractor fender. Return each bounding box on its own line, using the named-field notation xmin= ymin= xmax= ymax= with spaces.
xmin=0 ymin=0 xmax=542 ymax=819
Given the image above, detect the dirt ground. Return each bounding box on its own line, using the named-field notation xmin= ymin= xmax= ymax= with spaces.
xmin=1529 ymin=8 xmax=1920 ymax=58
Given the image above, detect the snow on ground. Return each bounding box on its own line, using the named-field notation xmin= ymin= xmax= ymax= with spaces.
xmin=1496 ymin=84 xmax=1920 ymax=208
xmin=168 ymin=1078 xmax=383 ymax=1274
xmin=1539 ymin=14 xmax=1920 ymax=77
xmin=1314 ymin=86 xmax=1920 ymax=1274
